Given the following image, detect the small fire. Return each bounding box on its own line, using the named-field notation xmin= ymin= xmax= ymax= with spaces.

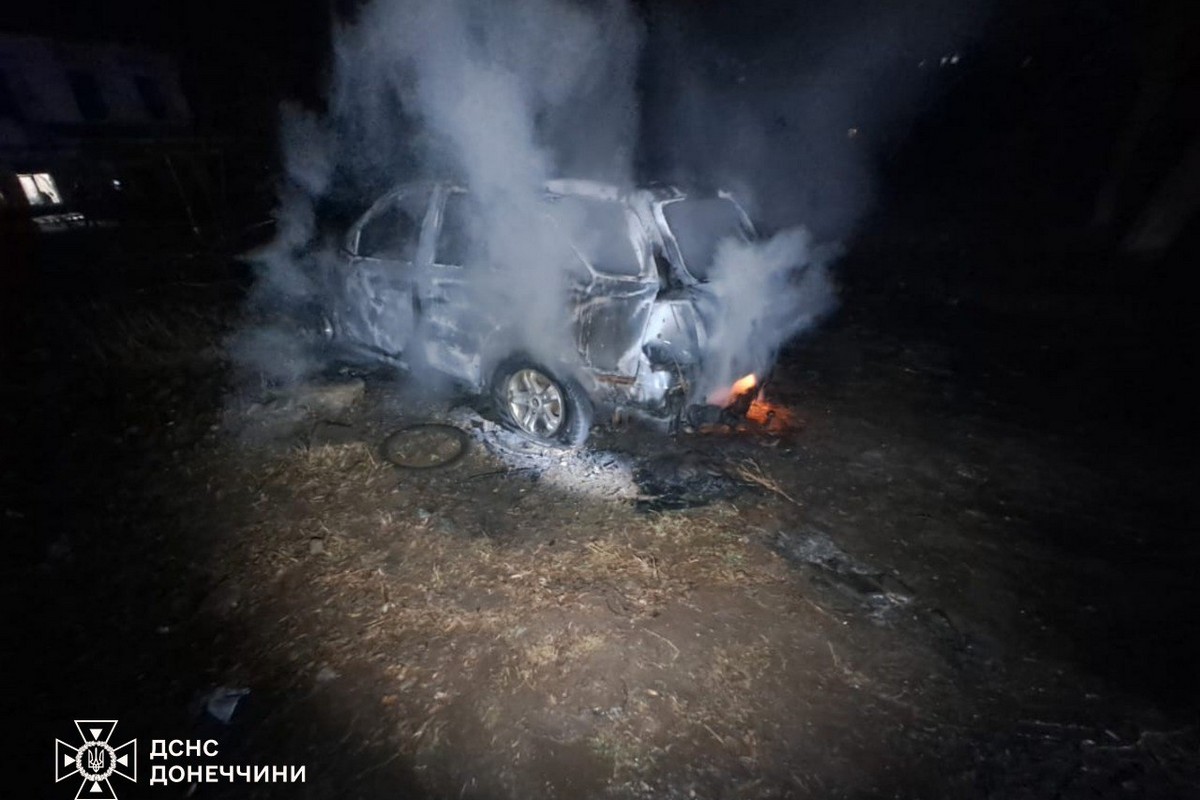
xmin=704 ymin=372 xmax=799 ymax=435
xmin=707 ymin=373 xmax=758 ymax=407
xmin=746 ymin=391 xmax=797 ymax=431
xmin=731 ymin=373 xmax=758 ymax=396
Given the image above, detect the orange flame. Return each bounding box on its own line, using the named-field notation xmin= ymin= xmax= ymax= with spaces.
xmin=707 ymin=373 xmax=758 ymax=406
xmin=746 ymin=392 xmax=796 ymax=431
xmin=699 ymin=372 xmax=800 ymax=436
xmin=731 ymin=373 xmax=757 ymax=395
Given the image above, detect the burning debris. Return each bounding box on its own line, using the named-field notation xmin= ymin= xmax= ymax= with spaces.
xmin=706 ymin=372 xmax=759 ymax=407
xmin=694 ymin=227 xmax=839 ymax=406
xmin=689 ymin=372 xmax=804 ymax=439
xmin=746 ymin=391 xmax=801 ymax=434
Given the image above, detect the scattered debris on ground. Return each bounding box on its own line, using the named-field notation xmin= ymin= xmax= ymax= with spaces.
xmin=14 ymin=288 xmax=1200 ymax=799
xmin=448 ymin=405 xmax=641 ymax=501
xmin=380 ymin=423 xmax=470 ymax=470
xmin=633 ymin=450 xmax=741 ymax=511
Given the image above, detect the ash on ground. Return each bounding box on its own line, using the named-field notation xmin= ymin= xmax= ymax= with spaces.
xmin=773 ymin=527 xmax=914 ymax=616
xmin=446 ymin=406 xmax=640 ymax=501
xmin=632 ymin=451 xmax=743 ymax=511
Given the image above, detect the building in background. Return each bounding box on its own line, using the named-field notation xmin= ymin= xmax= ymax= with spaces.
xmin=0 ymin=32 xmax=230 ymax=241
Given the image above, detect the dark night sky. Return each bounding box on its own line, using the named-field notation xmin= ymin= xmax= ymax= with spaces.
xmin=0 ymin=0 xmax=331 ymax=133
xmin=5 ymin=0 xmax=1196 ymax=258
xmin=0 ymin=0 xmax=1174 ymax=163
xmin=0 ymin=0 xmax=1156 ymax=133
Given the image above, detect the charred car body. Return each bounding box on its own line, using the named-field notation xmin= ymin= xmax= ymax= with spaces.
xmin=318 ymin=179 xmax=756 ymax=445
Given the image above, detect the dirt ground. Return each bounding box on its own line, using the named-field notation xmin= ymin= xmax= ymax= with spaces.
xmin=6 ymin=275 xmax=1199 ymax=799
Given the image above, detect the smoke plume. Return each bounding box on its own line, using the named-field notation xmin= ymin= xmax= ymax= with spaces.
xmin=698 ymin=230 xmax=840 ymax=403
xmin=234 ymin=0 xmax=982 ymax=415
xmin=232 ymin=0 xmax=643 ymax=389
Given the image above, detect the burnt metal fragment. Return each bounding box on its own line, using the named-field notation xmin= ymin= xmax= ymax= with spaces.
xmin=380 ymin=423 xmax=469 ymax=470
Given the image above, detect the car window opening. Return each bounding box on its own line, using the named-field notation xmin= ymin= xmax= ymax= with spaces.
xmin=546 ymin=196 xmax=640 ymax=278
xmin=662 ymin=197 xmax=747 ymax=282
xmin=436 ymin=191 xmax=473 ymax=266
xmin=358 ymin=191 xmax=426 ymax=262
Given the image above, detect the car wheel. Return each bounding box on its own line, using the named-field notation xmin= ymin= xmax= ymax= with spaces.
xmin=492 ymin=359 xmax=593 ymax=447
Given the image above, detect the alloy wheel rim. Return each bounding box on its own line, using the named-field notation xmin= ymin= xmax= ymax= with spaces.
xmin=505 ymin=369 xmax=564 ymax=437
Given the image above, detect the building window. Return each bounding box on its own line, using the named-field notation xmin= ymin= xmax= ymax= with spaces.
xmin=18 ymin=173 xmax=64 ymax=206
xmin=134 ymin=75 xmax=167 ymax=120
xmin=67 ymin=70 xmax=108 ymax=121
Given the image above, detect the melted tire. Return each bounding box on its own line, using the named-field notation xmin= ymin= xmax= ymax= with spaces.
xmin=491 ymin=358 xmax=593 ymax=448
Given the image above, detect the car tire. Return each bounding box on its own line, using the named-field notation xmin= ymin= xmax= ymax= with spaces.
xmin=491 ymin=358 xmax=593 ymax=448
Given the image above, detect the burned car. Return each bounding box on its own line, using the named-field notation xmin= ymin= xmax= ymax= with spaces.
xmin=318 ymin=179 xmax=756 ymax=445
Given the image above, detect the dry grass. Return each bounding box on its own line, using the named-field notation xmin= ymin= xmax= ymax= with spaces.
xmin=235 ymin=440 xmax=784 ymax=601
xmin=731 ymin=458 xmax=802 ymax=506
xmin=48 ymin=292 xmax=233 ymax=369
xmin=206 ymin=437 xmax=808 ymax=796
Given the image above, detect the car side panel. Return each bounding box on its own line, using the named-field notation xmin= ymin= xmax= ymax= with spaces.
xmin=334 ymin=186 xmax=434 ymax=358
xmin=414 ymin=186 xmax=489 ymax=388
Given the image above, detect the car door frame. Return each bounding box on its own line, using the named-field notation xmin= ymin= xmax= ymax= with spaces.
xmin=335 ymin=183 xmax=436 ymax=359
xmin=560 ymin=196 xmax=661 ymax=378
xmin=412 ymin=183 xmax=492 ymax=388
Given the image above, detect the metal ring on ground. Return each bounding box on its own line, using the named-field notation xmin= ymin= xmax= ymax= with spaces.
xmin=380 ymin=424 xmax=469 ymax=470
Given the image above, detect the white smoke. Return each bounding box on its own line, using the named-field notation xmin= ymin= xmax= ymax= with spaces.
xmin=230 ymin=0 xmax=642 ymax=391
xmin=327 ymin=0 xmax=642 ymax=365
xmin=236 ymin=0 xmax=878 ymax=415
xmin=699 ymin=228 xmax=839 ymax=404
xmin=636 ymin=0 xmax=987 ymax=405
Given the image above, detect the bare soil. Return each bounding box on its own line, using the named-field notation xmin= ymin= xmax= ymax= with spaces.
xmin=6 ymin=280 xmax=1198 ymax=799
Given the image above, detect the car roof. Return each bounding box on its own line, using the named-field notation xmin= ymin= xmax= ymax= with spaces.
xmin=381 ymin=179 xmax=728 ymax=206
xmin=542 ymin=178 xmax=621 ymax=201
